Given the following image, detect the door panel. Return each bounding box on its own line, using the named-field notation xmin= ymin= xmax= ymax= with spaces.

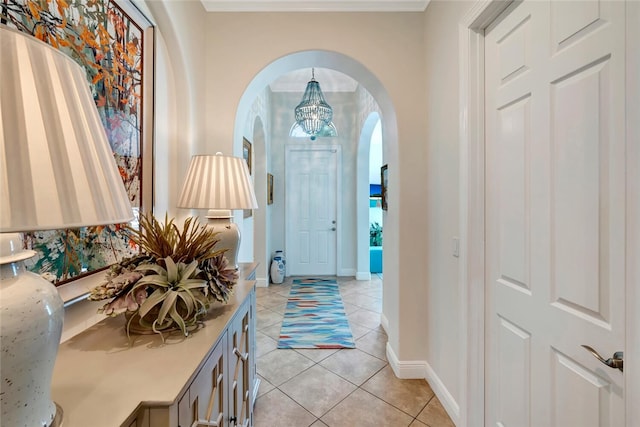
xmin=286 ymin=147 xmax=338 ymax=276
xmin=496 ymin=96 xmax=531 ymax=293
xmin=552 ymin=349 xmax=614 ymax=426
xmin=485 ymin=1 xmax=625 ymax=426
xmin=497 ymin=316 xmax=531 ymax=427
xmin=551 ymin=57 xmax=613 ymax=325
xmin=550 ymin=1 xmax=605 ymax=53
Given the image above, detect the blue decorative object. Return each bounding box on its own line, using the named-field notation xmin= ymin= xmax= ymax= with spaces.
xmin=370 ymin=246 xmax=383 ymax=273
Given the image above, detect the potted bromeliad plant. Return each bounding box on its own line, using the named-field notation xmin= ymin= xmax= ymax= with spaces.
xmin=88 ymin=213 xmax=238 ymax=338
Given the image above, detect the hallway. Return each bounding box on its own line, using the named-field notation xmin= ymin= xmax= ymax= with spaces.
xmin=254 ymin=276 xmax=455 ymax=427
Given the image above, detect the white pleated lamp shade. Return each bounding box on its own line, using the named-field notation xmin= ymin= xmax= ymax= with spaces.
xmin=0 ymin=25 xmax=134 ymax=427
xmin=0 ymin=25 xmax=133 ymax=232
xmin=178 ymin=154 xmax=258 ymax=210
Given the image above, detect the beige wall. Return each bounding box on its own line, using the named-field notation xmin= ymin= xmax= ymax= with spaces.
xmin=195 ymin=9 xmax=426 ymax=368
xmin=423 ymin=0 xmax=474 ymax=417
xmin=140 ymin=0 xmax=470 ymax=417
xmin=123 ymin=1 xmax=473 ymax=423
xmin=201 ymin=10 xmax=430 ymax=368
xmin=142 ymin=0 xmax=209 ymax=220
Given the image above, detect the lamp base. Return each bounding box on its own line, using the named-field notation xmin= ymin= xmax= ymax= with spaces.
xmin=206 ymin=210 xmax=241 ymax=270
xmin=51 ymin=402 xmax=64 ymax=427
xmin=0 ymin=234 xmax=64 ymax=427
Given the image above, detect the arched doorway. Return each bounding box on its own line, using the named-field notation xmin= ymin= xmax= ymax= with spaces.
xmin=232 ymin=50 xmax=399 ymax=344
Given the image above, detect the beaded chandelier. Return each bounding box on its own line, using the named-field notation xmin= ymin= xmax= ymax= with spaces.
xmin=294 ymin=68 xmax=333 ymax=138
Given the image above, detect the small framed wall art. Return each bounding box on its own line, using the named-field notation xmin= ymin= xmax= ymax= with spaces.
xmin=243 ymin=138 xmax=252 ymax=218
xmin=267 ymin=173 xmax=274 ymax=205
xmin=381 ymin=164 xmax=388 ymax=211
xmin=242 ymin=137 xmax=252 ymax=174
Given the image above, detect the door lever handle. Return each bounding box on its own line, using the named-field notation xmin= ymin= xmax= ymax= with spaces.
xmin=581 ymin=345 xmax=623 ymax=372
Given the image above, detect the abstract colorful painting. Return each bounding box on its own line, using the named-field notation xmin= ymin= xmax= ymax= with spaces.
xmin=1 ymin=0 xmax=153 ymax=284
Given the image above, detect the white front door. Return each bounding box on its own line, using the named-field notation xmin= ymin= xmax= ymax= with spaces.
xmin=285 ymin=146 xmax=340 ymax=276
xmin=485 ymin=1 xmax=626 ymax=425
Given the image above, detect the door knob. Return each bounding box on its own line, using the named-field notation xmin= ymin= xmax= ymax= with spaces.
xmin=330 ymin=227 xmax=336 ymax=231
xmin=581 ymin=345 xmax=623 ymax=372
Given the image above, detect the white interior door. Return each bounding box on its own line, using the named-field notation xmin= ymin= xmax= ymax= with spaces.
xmin=285 ymin=146 xmax=339 ymax=276
xmin=485 ymin=1 xmax=626 ymax=425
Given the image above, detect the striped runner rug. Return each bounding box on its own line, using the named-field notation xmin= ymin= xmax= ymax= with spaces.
xmin=278 ymin=278 xmax=355 ymax=349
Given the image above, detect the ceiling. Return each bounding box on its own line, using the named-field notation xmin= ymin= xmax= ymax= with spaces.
xmin=269 ymin=68 xmax=358 ymax=92
xmin=200 ymin=0 xmax=430 ymax=13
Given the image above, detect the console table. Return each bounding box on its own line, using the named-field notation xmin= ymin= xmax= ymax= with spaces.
xmin=51 ymin=263 xmax=258 ymax=427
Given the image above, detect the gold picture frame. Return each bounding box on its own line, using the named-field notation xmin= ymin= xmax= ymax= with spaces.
xmin=267 ymin=173 xmax=274 ymax=205
xmin=243 ymin=138 xmax=252 ymax=218
xmin=242 ymin=137 xmax=252 ymax=174
xmin=381 ymin=164 xmax=388 ymax=211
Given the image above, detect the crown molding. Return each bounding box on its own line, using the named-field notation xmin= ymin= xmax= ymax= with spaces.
xmin=200 ymin=0 xmax=430 ymax=13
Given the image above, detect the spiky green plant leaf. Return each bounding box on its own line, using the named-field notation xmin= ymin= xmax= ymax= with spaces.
xmin=126 ymin=213 xmax=224 ymax=264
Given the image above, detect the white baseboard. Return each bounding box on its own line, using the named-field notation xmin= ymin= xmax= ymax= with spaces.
xmin=339 ymin=268 xmax=356 ymax=277
xmin=380 ymin=312 xmax=389 ymax=336
xmin=424 ymin=360 xmax=460 ymax=426
xmin=386 ymin=342 xmax=428 ymax=379
xmin=255 ymin=278 xmax=268 ymax=288
xmin=386 ymin=342 xmax=460 ymax=426
xmin=356 ymin=271 xmax=372 ymax=280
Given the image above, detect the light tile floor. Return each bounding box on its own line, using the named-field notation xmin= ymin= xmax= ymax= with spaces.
xmin=254 ymin=275 xmax=456 ymax=427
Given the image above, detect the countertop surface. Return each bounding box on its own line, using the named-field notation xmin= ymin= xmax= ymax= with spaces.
xmin=51 ymin=264 xmax=257 ymax=427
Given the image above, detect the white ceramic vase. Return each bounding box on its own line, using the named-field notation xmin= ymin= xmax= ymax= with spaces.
xmin=274 ymin=250 xmax=286 ymax=276
xmin=0 ymin=236 xmax=64 ymax=427
xmin=270 ymin=257 xmax=285 ymax=284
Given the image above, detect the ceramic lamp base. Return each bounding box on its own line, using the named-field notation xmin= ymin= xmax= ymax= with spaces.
xmin=206 ymin=210 xmax=241 ymax=269
xmin=0 ymin=234 xmax=64 ymax=427
xmin=51 ymin=403 xmax=64 ymax=427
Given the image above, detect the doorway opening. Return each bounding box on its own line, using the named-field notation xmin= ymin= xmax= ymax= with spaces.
xmin=232 ymin=51 xmax=399 ymax=354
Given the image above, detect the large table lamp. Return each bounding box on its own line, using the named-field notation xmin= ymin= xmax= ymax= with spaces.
xmin=0 ymin=25 xmax=134 ymax=426
xmin=177 ymin=153 xmax=258 ymax=269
